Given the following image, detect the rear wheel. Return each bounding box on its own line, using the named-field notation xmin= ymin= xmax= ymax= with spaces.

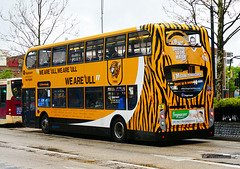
xmin=111 ymin=118 xmax=127 ymax=143
xmin=41 ymin=114 xmax=51 ymax=134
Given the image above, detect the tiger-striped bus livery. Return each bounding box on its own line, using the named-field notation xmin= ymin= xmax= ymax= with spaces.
xmin=22 ymin=23 xmax=214 ymax=142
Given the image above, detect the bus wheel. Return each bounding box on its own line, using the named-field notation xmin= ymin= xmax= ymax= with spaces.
xmin=111 ymin=118 xmax=127 ymax=143
xmin=41 ymin=114 xmax=50 ymax=134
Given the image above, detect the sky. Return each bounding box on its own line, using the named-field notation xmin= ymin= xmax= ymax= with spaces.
xmin=0 ymin=0 xmax=240 ymax=65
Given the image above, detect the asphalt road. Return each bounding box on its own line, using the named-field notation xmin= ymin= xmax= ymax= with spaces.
xmin=0 ymin=126 xmax=240 ymax=169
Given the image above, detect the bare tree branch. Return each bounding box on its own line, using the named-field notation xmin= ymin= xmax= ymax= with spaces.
xmin=0 ymin=0 xmax=79 ymax=54
xmin=163 ymin=0 xmax=240 ymax=101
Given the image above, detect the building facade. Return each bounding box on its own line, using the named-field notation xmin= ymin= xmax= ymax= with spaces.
xmin=0 ymin=49 xmax=24 ymax=78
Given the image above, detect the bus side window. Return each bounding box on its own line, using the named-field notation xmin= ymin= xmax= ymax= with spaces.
xmin=105 ymin=86 xmax=126 ymax=110
xmin=38 ymin=48 xmax=51 ymax=68
xmin=68 ymin=42 xmax=84 ymax=64
xmin=52 ymin=88 xmax=66 ymax=108
xmin=85 ymin=87 xmax=104 ymax=109
xmin=128 ymin=85 xmax=137 ymax=110
xmin=52 ymin=46 xmax=67 ymax=66
xmin=0 ymin=86 xmax=6 ymax=108
xmin=68 ymin=87 xmax=84 ymax=108
xmin=38 ymin=89 xmax=51 ymax=107
xmin=128 ymin=31 xmax=152 ymax=57
xmin=105 ymin=34 xmax=126 ymax=60
xmin=26 ymin=51 xmax=37 ymax=69
xmin=86 ymin=39 xmax=104 ymax=62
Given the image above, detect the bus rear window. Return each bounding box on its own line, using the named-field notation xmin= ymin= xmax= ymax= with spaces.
xmin=166 ymin=30 xmax=202 ymax=47
xmin=12 ymin=80 xmax=22 ymax=101
xmin=164 ymin=64 xmax=207 ymax=98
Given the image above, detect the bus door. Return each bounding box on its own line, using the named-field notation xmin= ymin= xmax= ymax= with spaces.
xmin=22 ymin=89 xmax=36 ymax=127
xmin=0 ymin=86 xmax=7 ymax=119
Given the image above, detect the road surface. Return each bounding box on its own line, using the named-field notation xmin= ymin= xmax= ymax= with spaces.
xmin=0 ymin=126 xmax=240 ymax=169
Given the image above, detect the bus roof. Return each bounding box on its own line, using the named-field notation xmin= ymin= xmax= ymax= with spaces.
xmin=27 ymin=27 xmax=138 ymax=52
xmin=26 ymin=23 xmax=205 ymax=52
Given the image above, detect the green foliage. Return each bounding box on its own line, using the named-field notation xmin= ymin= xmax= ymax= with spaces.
xmin=214 ymin=97 xmax=240 ymax=121
xmin=225 ymin=66 xmax=240 ymax=92
xmin=0 ymin=69 xmax=13 ymax=79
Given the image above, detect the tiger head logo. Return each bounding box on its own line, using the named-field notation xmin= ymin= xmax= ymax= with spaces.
xmin=110 ymin=61 xmax=120 ymax=79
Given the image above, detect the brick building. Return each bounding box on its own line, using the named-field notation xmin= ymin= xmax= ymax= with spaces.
xmin=0 ymin=49 xmax=24 ymax=78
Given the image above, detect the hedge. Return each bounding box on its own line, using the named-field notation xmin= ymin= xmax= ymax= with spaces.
xmin=214 ymin=97 xmax=240 ymax=121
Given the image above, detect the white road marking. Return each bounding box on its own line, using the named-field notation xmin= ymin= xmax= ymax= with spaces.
xmin=154 ymin=154 xmax=240 ymax=168
xmin=108 ymin=160 xmax=158 ymax=169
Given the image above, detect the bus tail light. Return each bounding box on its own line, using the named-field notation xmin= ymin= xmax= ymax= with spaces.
xmin=204 ymin=52 xmax=207 ymax=56
xmin=160 ymin=114 xmax=165 ymax=119
xmin=210 ymin=110 xmax=214 ymax=116
xmin=159 ymin=110 xmax=166 ymax=131
xmin=162 ymin=51 xmax=166 ymax=55
xmin=8 ymin=108 xmax=11 ymax=115
xmin=209 ymin=108 xmax=214 ymax=128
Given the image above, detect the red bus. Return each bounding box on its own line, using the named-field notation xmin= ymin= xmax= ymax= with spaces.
xmin=0 ymin=78 xmax=22 ymax=125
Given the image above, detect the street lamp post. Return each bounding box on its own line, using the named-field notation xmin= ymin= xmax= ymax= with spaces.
xmin=228 ymin=55 xmax=240 ymax=71
xmin=101 ymin=0 xmax=104 ymax=33
xmin=210 ymin=0 xmax=216 ymax=96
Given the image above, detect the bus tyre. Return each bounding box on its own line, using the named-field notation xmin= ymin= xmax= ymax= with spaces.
xmin=111 ymin=118 xmax=127 ymax=143
xmin=41 ymin=114 xmax=51 ymax=134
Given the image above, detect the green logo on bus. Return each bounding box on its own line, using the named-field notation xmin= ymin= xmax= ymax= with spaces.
xmin=172 ymin=110 xmax=189 ymax=120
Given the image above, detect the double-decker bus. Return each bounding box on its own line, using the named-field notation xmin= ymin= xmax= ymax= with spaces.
xmin=0 ymin=78 xmax=22 ymax=125
xmin=22 ymin=23 xmax=214 ymax=142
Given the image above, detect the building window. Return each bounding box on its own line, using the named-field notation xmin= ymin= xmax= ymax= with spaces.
xmin=68 ymin=87 xmax=84 ymax=108
xmin=38 ymin=89 xmax=51 ymax=107
xmin=52 ymin=88 xmax=66 ymax=108
xmin=85 ymin=87 xmax=104 ymax=109
xmin=105 ymin=86 xmax=126 ymax=110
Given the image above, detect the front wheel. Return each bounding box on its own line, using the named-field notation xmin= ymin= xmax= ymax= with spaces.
xmin=111 ymin=118 xmax=127 ymax=143
xmin=41 ymin=114 xmax=51 ymax=134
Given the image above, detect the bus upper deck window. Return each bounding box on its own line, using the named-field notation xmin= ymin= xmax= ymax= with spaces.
xmin=166 ymin=30 xmax=202 ymax=47
xmin=68 ymin=42 xmax=84 ymax=64
xmin=26 ymin=51 xmax=37 ymax=69
xmin=128 ymin=31 xmax=151 ymax=57
xmin=38 ymin=48 xmax=51 ymax=68
xmin=52 ymin=46 xmax=67 ymax=66
xmin=105 ymin=34 xmax=126 ymax=60
xmin=86 ymin=39 xmax=104 ymax=62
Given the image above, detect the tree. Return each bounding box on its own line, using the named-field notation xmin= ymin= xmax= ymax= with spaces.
xmin=0 ymin=69 xmax=13 ymax=79
xmin=164 ymin=0 xmax=240 ymax=101
xmin=0 ymin=0 xmax=79 ymax=55
xmin=226 ymin=66 xmax=240 ymax=94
